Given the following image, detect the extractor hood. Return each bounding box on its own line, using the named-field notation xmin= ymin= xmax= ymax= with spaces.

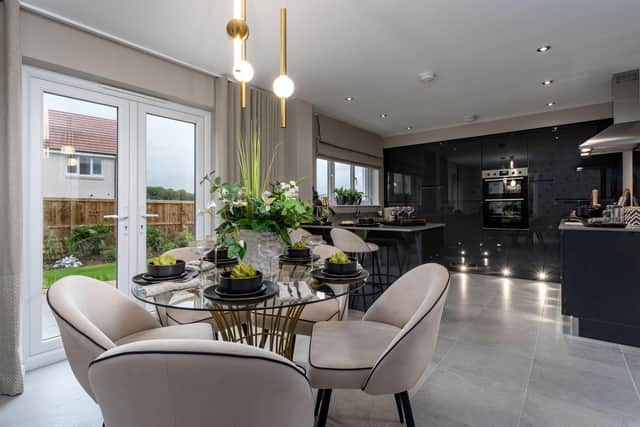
xmin=579 ymin=69 xmax=640 ymax=155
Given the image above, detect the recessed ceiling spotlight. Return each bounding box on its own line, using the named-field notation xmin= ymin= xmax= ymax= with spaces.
xmin=546 ymin=101 xmax=556 ymax=107
xmin=537 ymin=45 xmax=551 ymax=53
xmin=406 ymin=126 xmax=413 ymax=131
xmin=345 ymin=96 xmax=354 ymax=102
xmin=463 ymin=114 xmax=477 ymax=123
xmin=542 ymin=80 xmax=554 ymax=86
xmin=379 ymin=113 xmax=388 ymax=119
xmin=418 ymin=71 xmax=436 ymax=83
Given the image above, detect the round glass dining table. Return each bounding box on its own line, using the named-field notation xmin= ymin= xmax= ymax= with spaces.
xmin=131 ymin=262 xmax=368 ymax=360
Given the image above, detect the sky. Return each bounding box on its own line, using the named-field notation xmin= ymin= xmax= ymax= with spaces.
xmin=44 ymin=94 xmax=195 ymax=192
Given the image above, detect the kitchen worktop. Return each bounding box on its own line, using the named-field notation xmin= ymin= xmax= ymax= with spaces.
xmin=559 ymin=221 xmax=640 ymax=232
xmin=302 ymin=222 xmax=446 ymax=233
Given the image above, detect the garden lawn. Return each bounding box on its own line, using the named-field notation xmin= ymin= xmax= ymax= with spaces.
xmin=43 ymin=263 xmax=116 ymax=289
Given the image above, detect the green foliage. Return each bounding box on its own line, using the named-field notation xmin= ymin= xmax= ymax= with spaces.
xmin=43 ymin=262 xmax=116 ymax=289
xmin=230 ymin=262 xmax=258 ymax=278
xmin=70 ymin=224 xmax=113 ymax=257
xmin=43 ymin=229 xmax=65 ymax=261
xmin=328 ymin=251 xmax=351 ymax=264
xmin=146 ymin=225 xmax=176 ymax=255
xmin=335 ymin=187 xmax=348 ymax=197
xmin=292 ymin=241 xmax=306 ymax=250
xmin=173 ymin=226 xmax=194 ymax=248
xmin=100 ymin=246 xmax=116 ymax=263
xmin=147 ymin=186 xmax=194 ymax=201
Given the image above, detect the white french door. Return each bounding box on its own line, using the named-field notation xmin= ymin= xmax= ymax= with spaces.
xmin=22 ymin=67 xmax=211 ymax=370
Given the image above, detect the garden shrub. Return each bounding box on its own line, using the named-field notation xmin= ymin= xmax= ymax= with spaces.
xmin=146 ymin=225 xmax=175 ymax=255
xmin=43 ymin=229 xmax=64 ymax=261
xmin=173 ymin=226 xmax=194 ymax=248
xmin=70 ymin=224 xmax=113 ymax=257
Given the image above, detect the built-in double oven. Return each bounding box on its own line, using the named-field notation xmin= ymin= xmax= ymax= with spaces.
xmin=482 ymin=168 xmax=529 ymax=229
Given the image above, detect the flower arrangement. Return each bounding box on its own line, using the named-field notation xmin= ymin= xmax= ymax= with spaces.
xmin=201 ymin=130 xmax=313 ymax=259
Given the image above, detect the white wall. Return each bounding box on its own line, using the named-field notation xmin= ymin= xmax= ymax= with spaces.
xmin=42 ymin=153 xmax=116 ymax=199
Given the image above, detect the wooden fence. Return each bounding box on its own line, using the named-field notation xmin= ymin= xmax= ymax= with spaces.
xmin=44 ymin=198 xmax=195 ymax=239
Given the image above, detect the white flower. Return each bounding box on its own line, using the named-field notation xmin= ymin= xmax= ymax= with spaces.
xmin=221 ymin=188 xmax=229 ymax=197
xmin=232 ymin=200 xmax=247 ymax=207
xmin=207 ymin=200 xmax=217 ymax=209
xmin=280 ymin=182 xmax=288 ymax=189
xmin=262 ymin=190 xmax=272 ymax=199
xmin=289 ymin=180 xmax=296 ymax=186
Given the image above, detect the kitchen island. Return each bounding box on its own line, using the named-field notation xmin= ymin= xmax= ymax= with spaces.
xmin=302 ymin=223 xmax=445 ymax=267
xmin=560 ymin=222 xmax=640 ymax=346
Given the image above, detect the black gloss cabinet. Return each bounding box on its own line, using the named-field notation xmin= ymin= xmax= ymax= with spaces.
xmin=384 ymin=119 xmax=620 ymax=281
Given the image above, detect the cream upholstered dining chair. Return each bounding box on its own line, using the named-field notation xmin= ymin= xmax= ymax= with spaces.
xmin=289 ymin=227 xmax=312 ymax=244
xmin=307 ymin=263 xmax=450 ymax=427
xmin=88 ymin=339 xmax=314 ymax=427
xmin=47 ymin=276 xmax=213 ymax=402
xmin=293 ymin=244 xmax=349 ymax=336
xmin=160 ymin=246 xmax=200 ymax=262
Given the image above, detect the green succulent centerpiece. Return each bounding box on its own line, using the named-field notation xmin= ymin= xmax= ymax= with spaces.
xmin=202 ymin=130 xmax=313 ymax=260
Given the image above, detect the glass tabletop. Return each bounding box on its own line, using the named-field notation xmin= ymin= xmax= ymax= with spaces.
xmin=131 ymin=265 xmax=368 ymax=312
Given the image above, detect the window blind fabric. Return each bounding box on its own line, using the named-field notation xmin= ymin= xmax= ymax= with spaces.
xmin=315 ymin=114 xmax=383 ymax=168
xmin=0 ymin=0 xmax=24 ymax=396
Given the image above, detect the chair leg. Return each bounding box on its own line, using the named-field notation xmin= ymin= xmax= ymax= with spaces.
xmin=399 ymin=391 xmax=415 ymax=427
xmin=314 ymin=389 xmax=324 ymax=416
xmin=394 ymin=393 xmax=404 ymax=424
xmin=317 ymin=389 xmax=332 ymax=427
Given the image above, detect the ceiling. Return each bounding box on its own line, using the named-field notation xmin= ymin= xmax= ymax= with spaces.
xmin=22 ymin=0 xmax=640 ymax=137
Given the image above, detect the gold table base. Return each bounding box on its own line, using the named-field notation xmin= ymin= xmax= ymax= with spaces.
xmin=209 ymin=296 xmax=306 ymax=360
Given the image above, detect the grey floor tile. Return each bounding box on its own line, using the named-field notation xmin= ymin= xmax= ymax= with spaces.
xmin=412 ymin=367 xmax=524 ymax=427
xmin=440 ymin=340 xmax=533 ymax=392
xmin=520 ymin=388 xmax=640 ymax=427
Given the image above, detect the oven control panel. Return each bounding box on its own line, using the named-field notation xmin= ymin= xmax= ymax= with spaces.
xmin=482 ymin=168 xmax=528 ymax=179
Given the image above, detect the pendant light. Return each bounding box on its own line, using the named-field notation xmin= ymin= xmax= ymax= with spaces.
xmin=273 ymin=8 xmax=294 ymax=127
xmin=227 ymin=0 xmax=253 ymax=108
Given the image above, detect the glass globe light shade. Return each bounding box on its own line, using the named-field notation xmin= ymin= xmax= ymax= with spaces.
xmin=232 ymin=60 xmax=254 ymax=82
xmin=273 ymin=74 xmax=295 ymax=98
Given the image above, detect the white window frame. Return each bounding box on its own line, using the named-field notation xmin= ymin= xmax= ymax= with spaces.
xmin=65 ymin=155 xmax=105 ymax=178
xmin=316 ymin=157 xmax=379 ymax=205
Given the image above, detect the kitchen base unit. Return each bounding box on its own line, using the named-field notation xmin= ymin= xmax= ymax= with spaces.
xmin=560 ymin=222 xmax=640 ymax=347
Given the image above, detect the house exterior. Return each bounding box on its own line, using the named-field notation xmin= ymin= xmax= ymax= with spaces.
xmin=42 ymin=110 xmax=116 ymax=199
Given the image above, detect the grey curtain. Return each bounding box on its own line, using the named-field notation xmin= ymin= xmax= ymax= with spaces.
xmin=0 ymin=0 xmax=24 ymax=396
xmin=225 ymin=81 xmax=285 ymax=184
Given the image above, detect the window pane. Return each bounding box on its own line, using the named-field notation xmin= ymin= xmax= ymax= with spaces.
xmin=145 ymin=114 xmax=196 ymax=259
xmin=316 ymin=159 xmax=328 ymax=198
xmin=334 ymin=162 xmax=351 ymax=191
xmin=79 ymin=156 xmax=91 ymax=175
xmin=354 ymin=166 xmax=366 ymax=194
xmin=92 ymin=158 xmax=103 ymax=175
xmin=42 ymin=93 xmax=118 ymax=341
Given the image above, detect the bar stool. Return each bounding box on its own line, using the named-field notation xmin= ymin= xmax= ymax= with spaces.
xmin=364 ymin=234 xmax=402 ymax=288
xmin=330 ymin=228 xmax=383 ymax=310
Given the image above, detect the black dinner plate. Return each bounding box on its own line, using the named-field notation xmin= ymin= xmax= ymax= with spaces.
xmin=309 ymin=268 xmax=369 ymax=283
xmin=279 ymin=254 xmax=320 ymax=263
xmin=321 ymin=269 xmax=363 ymax=278
xmin=203 ymin=281 xmax=278 ymax=303
xmin=214 ymin=284 xmax=267 ymax=298
xmin=133 ymin=269 xmax=199 ymax=286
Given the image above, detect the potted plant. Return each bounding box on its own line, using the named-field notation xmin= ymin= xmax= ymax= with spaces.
xmin=202 ymin=129 xmax=313 ymax=274
xmin=206 ymin=245 xmax=229 ymax=260
xmin=354 ymin=191 xmax=363 ymax=205
xmin=287 ymin=240 xmax=311 ymax=258
xmin=148 ymin=254 xmax=185 ymax=278
xmin=219 ymin=262 xmax=263 ymax=294
xmin=334 ymin=187 xmax=347 ymax=205
xmin=324 ymin=251 xmax=358 ymax=275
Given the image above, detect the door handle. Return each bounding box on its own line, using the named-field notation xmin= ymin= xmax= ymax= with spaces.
xmin=141 ymin=213 xmax=159 ymax=219
xmin=103 ymin=214 xmax=129 ymax=221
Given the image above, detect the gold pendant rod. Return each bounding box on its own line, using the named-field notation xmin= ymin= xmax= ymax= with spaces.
xmin=241 ymin=0 xmax=248 ymax=109
xmin=280 ymin=8 xmax=287 ymax=75
xmin=279 ymin=7 xmax=287 ymax=127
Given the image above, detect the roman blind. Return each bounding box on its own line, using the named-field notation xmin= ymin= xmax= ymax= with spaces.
xmin=315 ymin=114 xmax=383 ymax=168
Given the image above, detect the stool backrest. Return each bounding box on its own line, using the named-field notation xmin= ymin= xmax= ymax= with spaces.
xmin=330 ymin=228 xmax=370 ymax=253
